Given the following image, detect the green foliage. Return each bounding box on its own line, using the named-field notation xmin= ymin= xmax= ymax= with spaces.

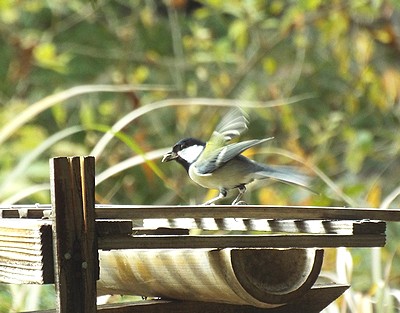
xmin=1 ymin=0 xmax=400 ymax=311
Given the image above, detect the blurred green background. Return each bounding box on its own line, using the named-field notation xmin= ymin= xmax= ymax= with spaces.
xmin=1 ymin=0 xmax=400 ymax=311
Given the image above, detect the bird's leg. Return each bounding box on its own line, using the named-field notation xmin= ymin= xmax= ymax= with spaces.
xmin=203 ymin=189 xmax=227 ymax=205
xmin=232 ymin=185 xmax=247 ymax=205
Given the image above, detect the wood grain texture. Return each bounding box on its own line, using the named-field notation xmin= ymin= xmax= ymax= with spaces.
xmin=94 ymin=205 xmax=400 ymax=221
xmin=98 ymin=233 xmax=385 ymax=250
xmin=97 ymin=248 xmax=323 ymax=307
xmin=0 ymin=219 xmax=53 ymax=284
xmin=50 ymin=156 xmax=98 ymax=313
xmin=141 ymin=218 xmax=385 ymax=234
xmin=2 ymin=205 xmax=400 ymax=221
xmin=28 ymin=283 xmax=348 ymax=313
xmin=97 ymin=282 xmax=348 ymax=313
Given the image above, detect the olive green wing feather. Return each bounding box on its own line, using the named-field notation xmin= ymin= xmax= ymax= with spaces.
xmin=195 ymin=138 xmax=273 ymax=174
xmin=197 ymin=108 xmax=249 ymax=164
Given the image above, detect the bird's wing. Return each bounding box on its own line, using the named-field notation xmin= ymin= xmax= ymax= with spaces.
xmin=196 ymin=108 xmax=249 ymax=166
xmin=202 ymin=108 xmax=249 ymax=152
xmin=214 ymin=108 xmax=249 ymax=142
xmin=195 ymin=137 xmax=273 ymax=174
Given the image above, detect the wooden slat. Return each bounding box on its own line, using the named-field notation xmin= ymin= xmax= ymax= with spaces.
xmin=98 ymin=233 xmax=385 ymax=250
xmin=0 ymin=207 xmax=51 ymax=219
xmin=98 ymin=282 xmax=348 ymax=313
xmin=27 ymin=282 xmax=349 ymax=313
xmin=0 ymin=268 xmax=47 ymax=285
xmin=0 ymin=214 xmax=387 ymax=236
xmin=141 ymin=218 xmax=385 ymax=235
xmin=132 ymin=227 xmax=189 ymax=235
xmin=0 ymin=219 xmax=53 ymax=284
xmin=1 ymin=205 xmax=400 ymax=221
xmin=0 ymin=209 xmax=20 ymax=218
xmin=352 ymin=220 xmax=386 ymax=234
xmin=96 ymin=220 xmax=133 ymax=236
xmin=0 ymin=217 xmax=385 ymax=236
xmin=94 ymin=205 xmax=400 ymax=221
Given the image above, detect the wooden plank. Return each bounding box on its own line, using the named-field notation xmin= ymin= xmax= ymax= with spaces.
xmin=0 ymin=204 xmax=52 ymax=210
xmin=141 ymin=218 xmax=385 ymax=235
xmin=0 ymin=207 xmax=51 ymax=219
xmin=0 ymin=266 xmax=48 ymax=284
xmin=50 ymin=156 xmax=98 ymax=313
xmin=0 ymin=219 xmax=53 ymax=284
xmin=27 ymin=283 xmax=349 ymax=313
xmin=94 ymin=205 xmax=400 ymax=221
xmin=0 ymin=209 xmax=20 ymax=218
xmin=98 ymin=233 xmax=385 ymax=250
xmin=96 ymin=220 xmax=133 ymax=236
xmin=0 ymin=218 xmax=50 ymax=235
xmin=97 ymin=282 xmax=348 ymax=313
xmin=352 ymin=220 xmax=386 ymax=234
xmin=2 ymin=205 xmax=400 ymax=221
xmin=0 ymin=219 xmax=132 ymax=238
xmin=0 ymin=215 xmax=386 ymax=235
xmin=132 ymin=227 xmax=189 ymax=235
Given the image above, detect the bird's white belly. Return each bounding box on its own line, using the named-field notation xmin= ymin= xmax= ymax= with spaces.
xmin=188 ymin=162 xmax=254 ymax=191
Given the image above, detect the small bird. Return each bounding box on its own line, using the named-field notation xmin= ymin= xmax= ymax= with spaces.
xmin=162 ymin=108 xmax=310 ymax=205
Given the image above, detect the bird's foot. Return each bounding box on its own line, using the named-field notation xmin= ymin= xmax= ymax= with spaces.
xmin=203 ymin=190 xmax=227 ymax=205
xmin=202 ymin=201 xmax=216 ymax=206
xmin=232 ymin=200 xmax=247 ymax=205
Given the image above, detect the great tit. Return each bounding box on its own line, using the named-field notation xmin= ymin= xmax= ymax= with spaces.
xmin=162 ymin=108 xmax=310 ymax=205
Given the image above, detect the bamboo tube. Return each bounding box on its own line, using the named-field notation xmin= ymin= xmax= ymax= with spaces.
xmin=97 ymin=248 xmax=323 ymax=308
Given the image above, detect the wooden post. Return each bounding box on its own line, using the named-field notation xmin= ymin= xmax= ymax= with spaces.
xmin=50 ymin=156 xmax=98 ymax=313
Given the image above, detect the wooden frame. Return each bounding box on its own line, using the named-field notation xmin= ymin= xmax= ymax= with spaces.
xmin=1 ymin=156 xmax=400 ymax=312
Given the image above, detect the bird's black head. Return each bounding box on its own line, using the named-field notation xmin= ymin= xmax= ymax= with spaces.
xmin=162 ymin=137 xmax=205 ymax=172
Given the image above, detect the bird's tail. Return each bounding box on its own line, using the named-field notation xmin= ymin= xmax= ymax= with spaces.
xmin=254 ymin=165 xmax=312 ymax=191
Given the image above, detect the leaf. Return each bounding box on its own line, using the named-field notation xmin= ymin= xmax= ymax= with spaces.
xmin=228 ymin=19 xmax=248 ymax=51
xmin=33 ymin=42 xmax=71 ymax=73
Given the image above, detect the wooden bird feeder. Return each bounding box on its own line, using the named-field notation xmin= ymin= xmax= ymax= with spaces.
xmin=1 ymin=156 xmax=400 ymax=313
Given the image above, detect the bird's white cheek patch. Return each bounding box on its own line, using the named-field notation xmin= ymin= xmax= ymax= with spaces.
xmin=177 ymin=145 xmax=204 ymax=163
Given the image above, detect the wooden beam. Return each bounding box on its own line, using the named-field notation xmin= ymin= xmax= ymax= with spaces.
xmin=2 ymin=205 xmax=400 ymax=221
xmin=98 ymin=233 xmax=385 ymax=250
xmin=94 ymin=205 xmax=400 ymax=221
xmin=0 ymin=211 xmax=387 ymax=235
xmin=141 ymin=219 xmax=385 ymax=235
xmin=96 ymin=220 xmax=133 ymax=236
xmin=26 ymin=283 xmax=349 ymax=313
xmin=96 ymin=282 xmax=348 ymax=313
xmin=50 ymin=156 xmax=98 ymax=313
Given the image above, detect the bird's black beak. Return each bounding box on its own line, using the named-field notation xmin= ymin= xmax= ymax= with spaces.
xmin=162 ymin=151 xmax=177 ymax=162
